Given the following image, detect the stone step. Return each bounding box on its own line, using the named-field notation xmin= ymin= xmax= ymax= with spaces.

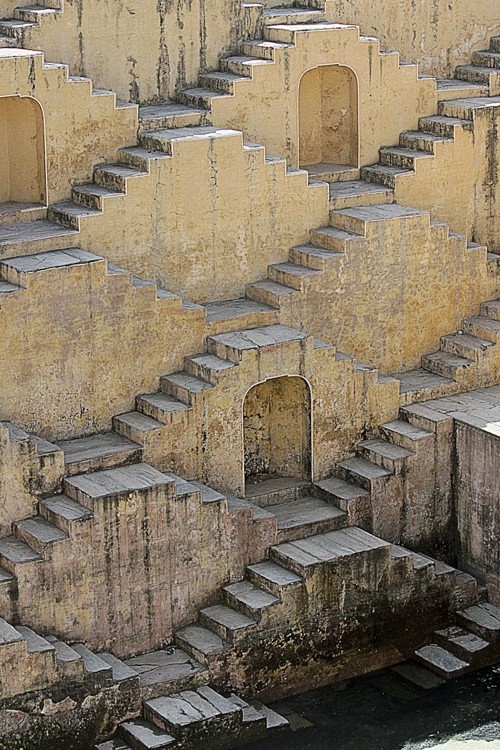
xmin=245 ymin=278 xmax=296 ymax=307
xmin=0 ymin=18 xmax=34 ymax=36
xmin=336 ymin=456 xmax=392 ymax=491
xmin=267 ymin=261 xmax=320 ymax=290
xmin=247 ymin=699 xmax=289 ymax=733
xmin=0 ymin=247 xmax=103 ymax=287
xmin=379 ymin=146 xmax=433 ymax=170
xmin=413 ymin=644 xmax=469 ymax=679
xmin=72 ymin=643 xmax=113 ymax=683
xmin=481 ymin=299 xmax=500 ymax=321
xmin=391 ymin=661 xmax=445 ymax=690
xmin=472 ymin=50 xmax=500 ymax=69
xmin=120 ymin=719 xmax=176 ymax=749
xmin=45 ymin=635 xmax=84 ymax=678
xmin=222 ymin=54 xmax=273 ymax=77
xmin=399 ymin=129 xmax=452 ymax=153
xmin=360 ymin=163 xmax=413 ymax=188
xmin=269 ymin=526 xmax=390 ymax=577
xmin=242 ymin=39 xmax=293 ymax=61
xmin=436 ymin=78 xmax=489 ymax=99
xmin=262 ymin=7 xmax=325 ymax=25
xmin=419 ymin=114 xmax=472 ymax=137
xmin=313 ymin=475 xmax=369 ymax=514
xmin=39 ymin=494 xmax=93 ymax=533
xmin=227 ymin=694 xmax=267 ymax=733
xmin=48 ymin=202 xmax=101 ymax=230
xmin=124 ymin=647 xmax=206 ymax=699
xmin=393 ymin=367 xmax=457 ymax=405
xmin=0 ymin=279 xmax=21 ymax=294
xmin=288 ymin=243 xmax=343 ymax=270
xmin=139 ymin=103 xmax=205 ymax=131
xmin=0 ymin=618 xmax=27 ymax=647
xmin=269 ymin=495 xmax=346 ymax=543
xmin=457 ymin=603 xmax=500 ymax=643
xmin=199 ymin=605 xmax=256 ymax=643
xmin=244 ymin=476 xmax=310 ymax=507
xmin=462 ymin=315 xmax=500 ymax=343
xmin=380 ymin=419 xmax=434 ymax=451
xmin=198 ymin=70 xmax=251 ymax=93
xmin=0 ymin=534 xmax=42 ymax=573
xmin=58 ymin=432 xmax=142 ymax=476
xmin=400 ymin=402 xmax=455 ymax=434
xmin=94 ymin=163 xmax=148 ymax=192
xmin=144 ymin=685 xmax=242 ymax=743
xmin=304 ymin=161 xmax=360 ymax=183
xmin=135 ymin=393 xmax=189 ymax=424
xmin=433 ymin=626 xmax=491 ymax=667
xmin=64 ymin=463 xmax=174 ymax=509
xmin=175 ymin=625 xmax=228 ymax=666
xmin=330 ymin=203 xmax=426 ymax=235
xmin=13 ymin=515 xmax=68 ymax=554
xmin=310 ymin=224 xmax=364 ymax=251
xmin=439 ymin=95 xmax=500 ymax=121
xmin=160 ymin=371 xmax=213 ymax=405
xmin=71 ymin=183 xmax=125 ymax=211
xmin=97 ymin=652 xmax=139 ymax=684
xmin=455 ymin=64 xmax=500 ymax=88
xmin=184 ymin=354 xmax=236 ymax=384
xmin=357 ymin=438 xmax=413 ymax=471
xmin=113 ymin=411 xmax=166 ymax=445
xmin=491 ymin=36 xmax=500 ymax=53
xmin=207 ymin=324 xmax=309 ymax=363
xmin=0 ymin=220 xmax=78 ymax=257
xmin=441 ymin=332 xmax=494 ymax=361
xmin=246 ymin=560 xmax=302 ymax=597
xmin=177 ymin=87 xmax=229 ymax=110
xmin=95 ymin=739 xmax=131 ymax=750
xmin=203 ymin=298 xmax=278 ymax=333
xmin=15 ymin=625 xmax=55 ymax=655
xmin=422 ymin=350 xmax=473 ymax=379
xmin=265 ymin=21 xmax=355 ymax=45
xmin=222 ymin=580 xmax=279 ymax=621
xmin=140 ymin=126 xmax=240 ymax=155
xmin=327 ymin=180 xmax=393 ymax=209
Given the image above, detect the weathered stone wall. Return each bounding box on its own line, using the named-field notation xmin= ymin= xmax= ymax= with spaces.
xmin=243 ymin=376 xmax=311 ymax=481
xmin=455 ymin=421 xmax=500 ymax=604
xmin=328 ymin=0 xmax=500 ymax=78
xmin=1 ymin=0 xmax=243 ymax=103
xmin=0 ymin=49 xmax=137 ymax=204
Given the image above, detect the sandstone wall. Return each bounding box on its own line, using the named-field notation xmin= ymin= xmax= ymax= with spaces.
xmin=328 ymin=0 xmax=500 ymax=78
xmin=455 ymin=421 xmax=500 ymax=604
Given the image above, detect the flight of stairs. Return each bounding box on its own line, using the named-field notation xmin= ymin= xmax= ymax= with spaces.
xmin=0 ymin=615 xmax=140 ymax=700
xmin=96 ymin=684 xmax=288 ymax=750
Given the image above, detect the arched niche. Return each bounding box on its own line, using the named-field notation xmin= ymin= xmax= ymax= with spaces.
xmin=243 ymin=376 xmax=312 ymax=493
xmin=0 ymin=95 xmax=46 ymax=212
xmin=299 ymin=64 xmax=359 ymax=170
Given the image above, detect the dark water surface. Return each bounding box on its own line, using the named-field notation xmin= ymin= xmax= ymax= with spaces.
xmin=238 ymin=665 xmax=500 ymax=750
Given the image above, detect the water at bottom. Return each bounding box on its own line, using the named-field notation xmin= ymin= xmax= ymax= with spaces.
xmin=237 ymin=664 xmax=500 ymax=750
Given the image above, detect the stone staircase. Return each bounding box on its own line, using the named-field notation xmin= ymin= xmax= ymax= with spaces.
xmin=170 ymin=525 xmax=480 ymax=697
xmin=96 ymin=684 xmax=288 ymax=750
xmin=0 ymin=3 xmax=62 ymax=48
xmin=395 ymin=299 xmax=500 ymax=405
xmin=0 ymin=614 xmax=140 ymax=700
xmin=412 ymin=601 xmax=500 ymax=679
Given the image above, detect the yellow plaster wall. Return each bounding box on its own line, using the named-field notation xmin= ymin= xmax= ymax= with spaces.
xmin=0 ymin=49 xmax=137 ymax=204
xmin=327 ymin=0 xmax=500 ymax=78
